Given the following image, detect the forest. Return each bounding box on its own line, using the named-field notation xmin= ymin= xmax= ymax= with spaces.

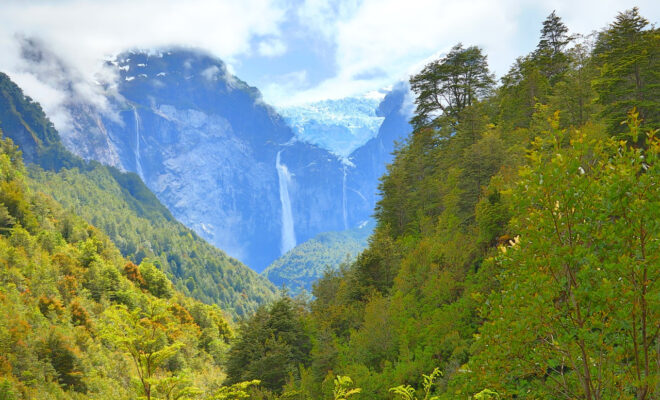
xmin=222 ymin=8 xmax=659 ymax=399
xmin=0 ymin=6 xmax=658 ymax=400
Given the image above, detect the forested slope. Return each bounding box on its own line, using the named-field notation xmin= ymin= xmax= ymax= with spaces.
xmin=224 ymin=8 xmax=659 ymax=399
xmin=263 ymin=224 xmax=372 ymax=295
xmin=0 ymin=72 xmax=277 ymax=317
xmin=0 ymin=133 xmax=239 ymax=399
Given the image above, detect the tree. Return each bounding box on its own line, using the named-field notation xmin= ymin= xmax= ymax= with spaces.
xmin=410 ymin=44 xmax=494 ymax=129
xmin=212 ymin=380 xmax=260 ymax=400
xmin=549 ymin=35 xmax=598 ymax=127
xmin=101 ymin=301 xmax=185 ymax=400
xmin=225 ymin=297 xmax=311 ymax=392
xmin=497 ymin=56 xmax=550 ymax=130
xmin=534 ymin=11 xmax=573 ymax=82
xmin=593 ymin=7 xmax=659 ymax=136
xmin=473 ymin=111 xmax=659 ymax=398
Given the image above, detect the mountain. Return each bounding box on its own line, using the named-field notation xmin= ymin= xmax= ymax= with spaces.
xmin=0 ymin=71 xmax=277 ymax=317
xmin=10 ymin=41 xmax=413 ymax=276
xmin=262 ymin=221 xmax=373 ymax=295
xmin=25 ymin=46 xmax=366 ymax=271
xmin=345 ymin=82 xmax=414 ymax=220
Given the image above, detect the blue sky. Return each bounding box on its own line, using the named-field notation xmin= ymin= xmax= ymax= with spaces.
xmin=1 ymin=0 xmax=658 ymax=117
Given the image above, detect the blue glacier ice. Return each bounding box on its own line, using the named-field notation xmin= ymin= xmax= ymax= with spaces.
xmin=278 ymin=97 xmax=385 ymax=159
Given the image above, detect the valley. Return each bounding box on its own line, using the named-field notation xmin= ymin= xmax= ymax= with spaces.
xmin=0 ymin=3 xmax=658 ymax=400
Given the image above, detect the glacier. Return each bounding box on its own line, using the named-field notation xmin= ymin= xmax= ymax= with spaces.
xmin=278 ymin=97 xmax=385 ymax=160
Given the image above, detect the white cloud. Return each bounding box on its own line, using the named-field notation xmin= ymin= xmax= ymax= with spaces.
xmin=280 ymin=0 xmax=659 ymax=106
xmin=258 ymin=38 xmax=287 ymax=57
xmin=0 ymin=0 xmax=287 ymax=130
xmin=1 ymin=0 xmax=658 ymax=113
xmin=297 ymin=0 xmax=360 ymax=39
xmin=262 ymin=70 xmax=309 ymax=105
xmin=201 ymin=65 xmax=221 ymax=81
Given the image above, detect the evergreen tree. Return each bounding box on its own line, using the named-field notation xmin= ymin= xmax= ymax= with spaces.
xmin=534 ymin=11 xmax=572 ymax=82
xmin=410 ymin=44 xmax=494 ymax=129
xmin=225 ymin=297 xmax=311 ymax=392
xmin=593 ymin=7 xmax=660 ymax=136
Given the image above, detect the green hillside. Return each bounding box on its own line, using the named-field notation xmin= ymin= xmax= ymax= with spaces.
xmin=262 ymin=223 xmax=372 ymax=295
xmin=0 ymin=72 xmax=277 ymax=318
xmin=0 ymin=133 xmax=238 ymax=398
xmin=0 ymin=6 xmax=658 ymax=400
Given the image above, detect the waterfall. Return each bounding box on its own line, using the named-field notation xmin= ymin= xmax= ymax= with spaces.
xmin=342 ymin=164 xmax=348 ymax=230
xmin=132 ymin=106 xmax=145 ymax=181
xmin=276 ymin=151 xmax=296 ymax=254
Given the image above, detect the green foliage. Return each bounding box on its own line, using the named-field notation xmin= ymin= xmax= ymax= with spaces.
xmin=263 ymin=225 xmax=372 ymax=295
xmin=410 ymin=44 xmax=494 ymax=129
xmin=0 ymin=133 xmax=245 ymax=399
xmin=102 ymin=301 xmax=186 ymax=400
xmin=139 ymin=261 xmax=175 ymax=298
xmin=471 ymin=389 xmax=500 ymax=399
xmin=2 ymin=7 xmax=659 ymax=400
xmin=225 ymin=297 xmax=311 ymax=393
xmin=212 ymin=380 xmax=260 ymax=399
xmin=593 ymin=7 xmax=659 ymax=136
xmin=333 ymin=376 xmax=361 ymax=400
xmin=0 ymin=71 xmax=277 ymax=318
xmin=28 ymin=164 xmax=277 ymax=317
xmin=278 ymin=8 xmax=659 ymax=400
xmin=389 ymin=368 xmax=441 ymax=400
xmin=533 ymin=10 xmax=573 ymax=83
xmin=0 ymin=73 xmax=81 ymax=170
xmin=472 ymin=111 xmax=659 ymax=398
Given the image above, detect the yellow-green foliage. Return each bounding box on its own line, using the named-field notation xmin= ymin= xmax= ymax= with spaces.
xmin=0 ymin=68 xmax=276 ymax=318
xmin=0 ymin=134 xmax=242 ymax=399
xmin=28 ymin=164 xmax=277 ymax=317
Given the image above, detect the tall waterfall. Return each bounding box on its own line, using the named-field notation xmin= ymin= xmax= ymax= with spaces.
xmin=342 ymin=164 xmax=348 ymax=230
xmin=276 ymin=151 xmax=296 ymax=254
xmin=132 ymin=106 xmax=145 ymax=181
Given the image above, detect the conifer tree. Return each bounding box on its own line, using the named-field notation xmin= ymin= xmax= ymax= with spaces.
xmin=534 ymin=11 xmax=572 ymax=82
xmin=409 ymin=44 xmax=494 ymax=129
xmin=593 ymin=7 xmax=659 ymax=135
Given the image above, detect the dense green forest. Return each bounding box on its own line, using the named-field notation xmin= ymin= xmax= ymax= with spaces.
xmin=224 ymin=8 xmax=659 ymax=399
xmin=262 ymin=224 xmax=372 ymax=295
xmin=0 ymin=72 xmax=278 ymax=318
xmin=0 ymin=133 xmax=244 ymax=398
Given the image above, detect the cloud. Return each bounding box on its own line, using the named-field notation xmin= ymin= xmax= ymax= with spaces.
xmin=258 ymin=38 xmax=287 ymax=57
xmin=279 ymin=0 xmax=659 ymax=106
xmin=262 ymin=70 xmax=309 ymax=106
xmin=0 ymin=0 xmax=287 ymax=130
xmin=296 ymin=0 xmax=360 ymax=40
xmin=201 ymin=65 xmax=221 ymax=81
xmin=1 ymin=0 xmax=658 ymax=115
